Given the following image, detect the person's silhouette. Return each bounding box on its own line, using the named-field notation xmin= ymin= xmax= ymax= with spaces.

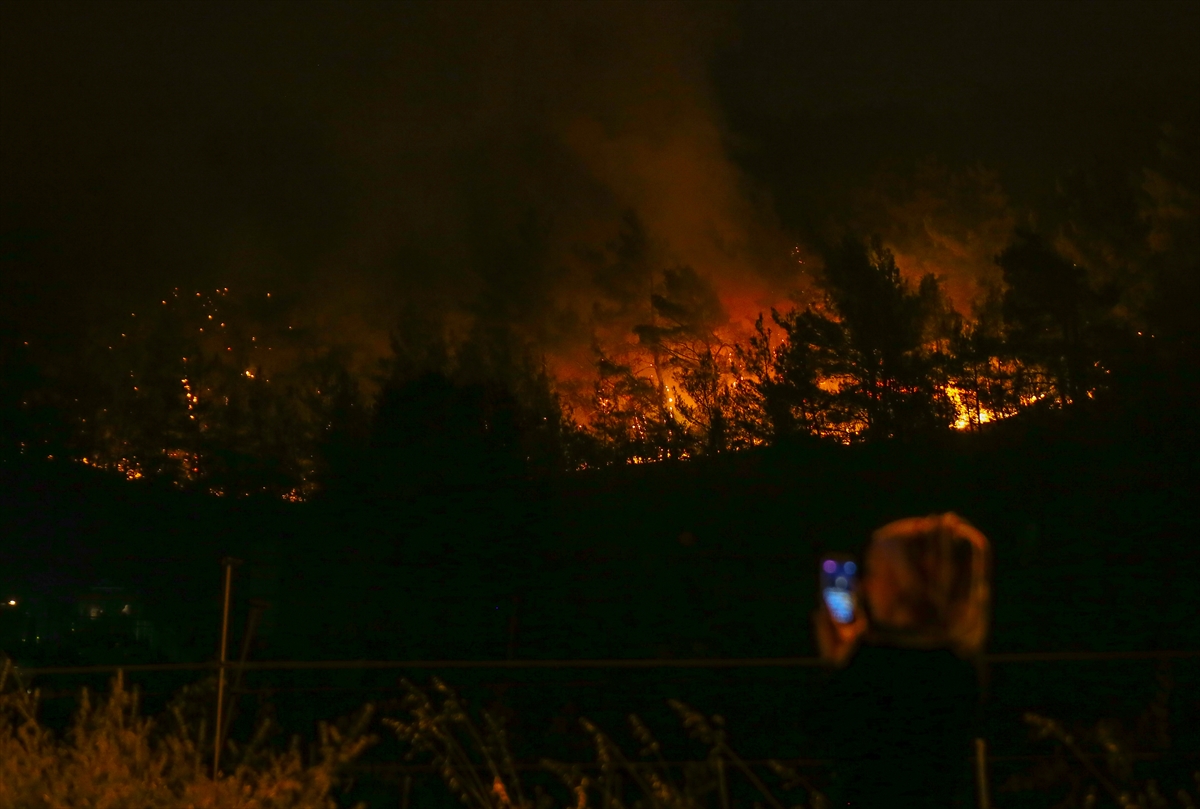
xmin=814 ymin=513 xmax=991 ymax=807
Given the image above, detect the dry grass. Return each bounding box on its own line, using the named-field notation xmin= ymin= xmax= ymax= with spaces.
xmin=6 ymin=658 xmax=1196 ymax=809
xmin=1003 ymin=663 xmax=1199 ymax=808
xmin=1011 ymin=712 xmax=1199 ymax=809
xmin=0 ymin=660 xmax=374 ymax=809
xmin=386 ymin=674 xmax=1200 ymax=809
xmin=385 ymin=677 xmax=828 ymax=809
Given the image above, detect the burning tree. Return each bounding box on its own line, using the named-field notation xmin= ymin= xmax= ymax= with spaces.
xmin=18 ymin=220 xmax=1158 ymax=486
xmin=588 ymin=348 xmax=688 ymax=465
xmin=576 ymin=233 xmax=1080 ymax=464
xmin=57 ymin=287 xmax=366 ymax=499
xmin=632 ymin=265 xmax=738 ymax=455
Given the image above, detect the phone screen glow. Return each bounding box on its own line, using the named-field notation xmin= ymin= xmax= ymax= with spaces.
xmin=821 ymin=558 xmax=857 ymax=623
xmin=823 ymin=588 xmax=855 ymax=623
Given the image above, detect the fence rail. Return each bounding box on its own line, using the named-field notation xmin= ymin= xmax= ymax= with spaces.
xmin=346 ymin=751 xmax=1200 ymax=777
xmin=9 ymin=649 xmax=1200 ymax=677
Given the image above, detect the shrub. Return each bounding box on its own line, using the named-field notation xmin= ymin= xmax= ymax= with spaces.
xmin=1002 ymin=664 xmax=1198 ymax=808
xmin=0 ymin=661 xmax=374 ymax=809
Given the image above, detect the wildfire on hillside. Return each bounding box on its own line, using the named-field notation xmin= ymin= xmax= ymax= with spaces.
xmin=43 ymin=243 xmax=1078 ymax=498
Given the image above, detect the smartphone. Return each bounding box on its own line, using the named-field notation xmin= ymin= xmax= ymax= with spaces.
xmin=820 ymin=554 xmax=859 ymax=624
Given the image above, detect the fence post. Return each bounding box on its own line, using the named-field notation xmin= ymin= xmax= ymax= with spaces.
xmin=214 ymin=557 xmax=240 ymax=778
xmin=218 ymin=597 xmax=268 ymax=754
xmin=975 ymin=737 xmax=991 ymax=809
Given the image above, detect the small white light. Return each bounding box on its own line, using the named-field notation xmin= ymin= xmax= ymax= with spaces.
xmin=6 ymin=600 xmax=15 ymax=606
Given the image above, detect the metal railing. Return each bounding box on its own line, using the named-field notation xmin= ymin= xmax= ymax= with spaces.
xmin=11 ymin=648 xmax=1200 ymax=677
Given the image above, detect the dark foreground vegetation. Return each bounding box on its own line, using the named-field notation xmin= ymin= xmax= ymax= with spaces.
xmin=3 ymin=661 xmax=1197 ymax=808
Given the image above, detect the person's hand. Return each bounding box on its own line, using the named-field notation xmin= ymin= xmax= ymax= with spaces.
xmin=813 ymin=599 xmax=868 ymax=667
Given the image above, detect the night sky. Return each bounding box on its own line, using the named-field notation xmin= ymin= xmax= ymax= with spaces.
xmin=3 ymin=0 xmax=1197 ymax=384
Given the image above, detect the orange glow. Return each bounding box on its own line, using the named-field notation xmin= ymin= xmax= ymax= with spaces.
xmin=946 ymin=385 xmax=996 ymax=431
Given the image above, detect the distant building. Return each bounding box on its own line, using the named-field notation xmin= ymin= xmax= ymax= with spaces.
xmin=75 ymin=582 xmax=155 ymax=647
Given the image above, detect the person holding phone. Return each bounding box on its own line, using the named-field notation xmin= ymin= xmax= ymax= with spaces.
xmin=814 ymin=513 xmax=991 ymax=807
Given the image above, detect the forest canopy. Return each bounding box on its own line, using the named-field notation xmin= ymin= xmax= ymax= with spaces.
xmin=4 ymin=170 xmax=1196 ymax=499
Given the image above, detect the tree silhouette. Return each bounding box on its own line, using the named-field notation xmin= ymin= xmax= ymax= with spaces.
xmin=368 ymin=318 xmax=586 ymax=488
xmin=758 ymin=307 xmax=863 ymax=442
xmin=632 ymin=266 xmax=732 ymax=454
xmin=816 ymin=236 xmax=954 ymax=440
xmin=727 ymin=314 xmax=780 ymax=444
xmin=35 ymin=287 xmax=363 ymax=496
xmin=0 ymin=326 xmax=72 ymax=461
xmin=588 ymin=348 xmax=687 ymax=464
xmin=305 ymin=358 xmax=369 ymax=497
xmin=950 ymin=286 xmax=1021 ymax=428
xmin=451 ymin=322 xmax=583 ymax=475
xmin=371 ymin=370 xmax=524 ymax=490
xmin=995 ymin=229 xmax=1098 ymax=405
